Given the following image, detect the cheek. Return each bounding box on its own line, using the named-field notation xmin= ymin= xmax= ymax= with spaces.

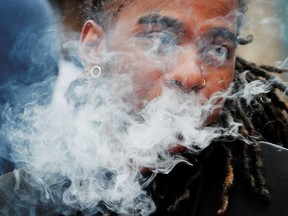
xmin=203 ymin=66 xmax=234 ymax=98
xmin=133 ymin=71 xmax=163 ymax=101
xmin=125 ymin=51 xmax=167 ymax=101
xmin=202 ymin=66 xmax=234 ymax=125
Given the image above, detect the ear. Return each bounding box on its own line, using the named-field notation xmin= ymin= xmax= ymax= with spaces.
xmin=80 ymin=20 xmax=105 ymax=66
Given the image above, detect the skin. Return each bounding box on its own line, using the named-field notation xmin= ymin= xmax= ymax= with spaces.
xmin=80 ymin=0 xmax=239 ymax=153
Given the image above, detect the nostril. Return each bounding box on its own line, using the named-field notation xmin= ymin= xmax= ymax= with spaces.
xmin=190 ymin=79 xmax=206 ymax=93
xmin=164 ymin=79 xmax=183 ymax=88
xmin=165 ymin=79 xmax=193 ymax=93
xmin=165 ymin=78 xmax=206 ymax=93
xmin=190 ymin=85 xmax=202 ymax=93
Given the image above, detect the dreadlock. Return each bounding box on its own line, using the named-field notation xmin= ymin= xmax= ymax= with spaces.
xmin=217 ymin=57 xmax=288 ymax=214
xmin=215 ymin=57 xmax=287 ymax=213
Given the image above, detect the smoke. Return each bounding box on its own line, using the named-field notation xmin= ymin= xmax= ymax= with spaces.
xmin=2 ymin=54 xmax=271 ymax=215
xmin=0 ymin=1 xmax=282 ymax=215
xmin=236 ymin=71 xmax=271 ymax=105
xmin=2 ymin=60 xmax=229 ymax=215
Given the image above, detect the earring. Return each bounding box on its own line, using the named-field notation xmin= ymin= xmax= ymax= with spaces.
xmin=85 ymin=65 xmax=102 ymax=78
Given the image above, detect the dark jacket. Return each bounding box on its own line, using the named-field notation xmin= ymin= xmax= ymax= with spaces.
xmin=151 ymin=143 xmax=288 ymax=216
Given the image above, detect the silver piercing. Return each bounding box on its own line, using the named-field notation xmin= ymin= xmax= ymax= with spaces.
xmin=87 ymin=65 xmax=102 ymax=78
xmin=237 ymin=34 xmax=253 ymax=45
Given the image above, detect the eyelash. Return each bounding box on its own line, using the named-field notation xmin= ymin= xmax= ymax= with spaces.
xmin=200 ymin=43 xmax=232 ymax=67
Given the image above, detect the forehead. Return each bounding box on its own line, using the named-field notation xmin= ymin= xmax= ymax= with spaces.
xmin=113 ymin=0 xmax=239 ymax=34
xmin=126 ymin=0 xmax=238 ymax=16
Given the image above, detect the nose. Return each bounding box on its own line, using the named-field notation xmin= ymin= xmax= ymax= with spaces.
xmin=163 ymin=49 xmax=205 ymax=93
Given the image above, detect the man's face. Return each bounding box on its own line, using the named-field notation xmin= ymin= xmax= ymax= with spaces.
xmin=81 ymin=0 xmax=238 ymax=121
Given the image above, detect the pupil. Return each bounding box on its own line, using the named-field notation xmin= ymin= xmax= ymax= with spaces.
xmin=216 ymin=46 xmax=226 ymax=57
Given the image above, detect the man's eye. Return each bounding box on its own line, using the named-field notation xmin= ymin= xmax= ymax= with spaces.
xmin=208 ymin=45 xmax=228 ymax=58
xmin=201 ymin=45 xmax=230 ymax=66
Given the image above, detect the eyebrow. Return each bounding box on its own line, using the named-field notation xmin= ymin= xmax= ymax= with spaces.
xmin=137 ymin=13 xmax=186 ymax=34
xmin=204 ymin=27 xmax=237 ymax=45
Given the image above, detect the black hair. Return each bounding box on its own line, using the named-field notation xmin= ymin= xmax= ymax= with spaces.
xmin=210 ymin=57 xmax=288 ymax=214
xmin=81 ymin=0 xmax=132 ymax=31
